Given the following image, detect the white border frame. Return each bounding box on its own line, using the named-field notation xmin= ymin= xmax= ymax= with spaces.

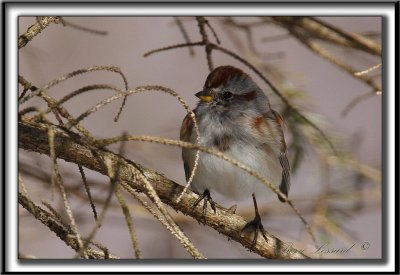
xmin=6 ymin=2 xmax=395 ymax=273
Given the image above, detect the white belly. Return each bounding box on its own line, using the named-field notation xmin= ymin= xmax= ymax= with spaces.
xmin=190 ymin=143 xmax=282 ymax=201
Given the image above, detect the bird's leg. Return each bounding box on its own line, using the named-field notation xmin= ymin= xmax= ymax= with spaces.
xmin=241 ymin=193 xmax=268 ymax=250
xmin=191 ymin=189 xmax=216 ymax=225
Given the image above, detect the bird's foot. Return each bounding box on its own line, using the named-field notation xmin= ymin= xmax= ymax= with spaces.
xmin=241 ymin=193 xmax=268 ymax=251
xmin=191 ymin=189 xmax=216 ymax=225
xmin=241 ymin=214 xmax=268 ymax=250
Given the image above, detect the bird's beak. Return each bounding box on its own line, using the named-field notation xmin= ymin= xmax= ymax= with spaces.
xmin=195 ymin=90 xmax=214 ymax=103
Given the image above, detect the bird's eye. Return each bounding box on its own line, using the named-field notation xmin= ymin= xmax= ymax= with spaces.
xmin=223 ymin=91 xmax=233 ymax=99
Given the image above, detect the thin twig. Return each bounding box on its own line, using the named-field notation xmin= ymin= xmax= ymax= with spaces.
xmin=296 ymin=38 xmax=381 ymax=92
xmin=18 ymin=192 xmax=119 ymax=259
xmin=106 ymin=134 xmax=141 ymax=258
xmin=19 ymin=16 xmax=63 ymax=49
xmin=113 ymin=185 xmax=142 ymax=258
xmin=204 ymin=18 xmax=221 ymax=45
xmin=308 ymin=17 xmax=381 ymax=56
xmin=20 ymin=66 xmax=128 ymax=104
xmin=143 ymin=42 xmax=204 ymax=57
xmin=174 ymin=17 xmax=195 ymax=56
xmin=21 ymin=78 xmax=123 ymax=146
xmin=48 ymin=127 xmax=88 ymax=259
xmin=354 ymin=63 xmax=382 ymax=76
xmin=18 ymin=75 xmax=38 ymax=101
xmin=128 ymin=164 xmax=205 ymax=259
xmin=223 ymin=18 xmax=261 ymax=56
xmin=41 ymin=201 xmax=72 ymax=231
xmin=18 ymin=174 xmax=35 ymax=214
xmin=266 ymin=17 xmax=381 ymax=92
xmin=341 ymin=91 xmax=378 ymax=117
xmin=34 ymin=89 xmax=95 ymax=141
xmin=60 ymin=18 xmax=108 ymax=35
xmin=78 ymin=165 xmax=98 ymax=221
xmin=74 ymin=161 xmax=116 ymax=258
xmin=196 ymin=17 xmax=215 ymax=71
xmin=122 ymin=183 xmax=204 ymax=253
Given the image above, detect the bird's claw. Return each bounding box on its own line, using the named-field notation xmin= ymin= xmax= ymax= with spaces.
xmin=191 ymin=189 xmax=216 ymax=225
xmin=241 ymin=214 xmax=268 ymax=250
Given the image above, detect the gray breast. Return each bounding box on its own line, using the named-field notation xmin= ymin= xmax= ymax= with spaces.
xmin=197 ymin=110 xmax=256 ymax=152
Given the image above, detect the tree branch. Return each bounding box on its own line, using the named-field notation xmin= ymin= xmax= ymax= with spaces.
xmin=19 ymin=120 xmax=309 ymax=259
xmin=19 ymin=16 xmax=64 ymax=49
xmin=268 ymin=17 xmax=381 ymax=56
xmin=18 ymin=192 xmax=118 ymax=259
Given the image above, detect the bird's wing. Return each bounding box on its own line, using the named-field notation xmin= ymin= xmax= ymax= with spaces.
xmin=268 ymin=109 xmax=291 ymax=202
xmin=180 ymin=113 xmax=194 ymax=182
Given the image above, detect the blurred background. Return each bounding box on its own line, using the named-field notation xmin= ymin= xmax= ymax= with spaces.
xmin=18 ymin=16 xmax=382 ymax=259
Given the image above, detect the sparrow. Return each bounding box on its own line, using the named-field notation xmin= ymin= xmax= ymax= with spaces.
xmin=180 ymin=65 xmax=290 ymax=248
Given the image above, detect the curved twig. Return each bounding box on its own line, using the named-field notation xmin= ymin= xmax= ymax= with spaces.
xmin=341 ymin=91 xmax=378 ymax=117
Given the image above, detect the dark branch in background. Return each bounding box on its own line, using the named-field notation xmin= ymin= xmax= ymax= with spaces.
xmin=174 ymin=17 xmax=195 ymax=57
xmin=74 ymin=158 xmax=117 ymax=259
xmin=307 ymin=17 xmax=381 ymax=55
xmin=78 ymin=165 xmax=98 ymax=222
xmin=196 ymin=16 xmax=220 ymax=71
xmin=266 ymin=17 xmax=381 ymax=92
xmin=60 ymin=18 xmax=108 ymax=35
xmin=143 ymin=42 xmax=203 ymax=57
xmin=341 ymin=91 xmax=377 ymax=117
xmin=223 ymin=18 xmax=259 ymax=55
xmin=19 ymin=121 xmax=309 ymax=260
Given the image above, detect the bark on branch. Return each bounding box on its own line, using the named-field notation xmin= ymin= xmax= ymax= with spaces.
xmin=18 ymin=120 xmax=309 ymax=259
xmin=18 ymin=192 xmax=118 ymax=259
xmin=19 ymin=16 xmax=64 ymax=49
